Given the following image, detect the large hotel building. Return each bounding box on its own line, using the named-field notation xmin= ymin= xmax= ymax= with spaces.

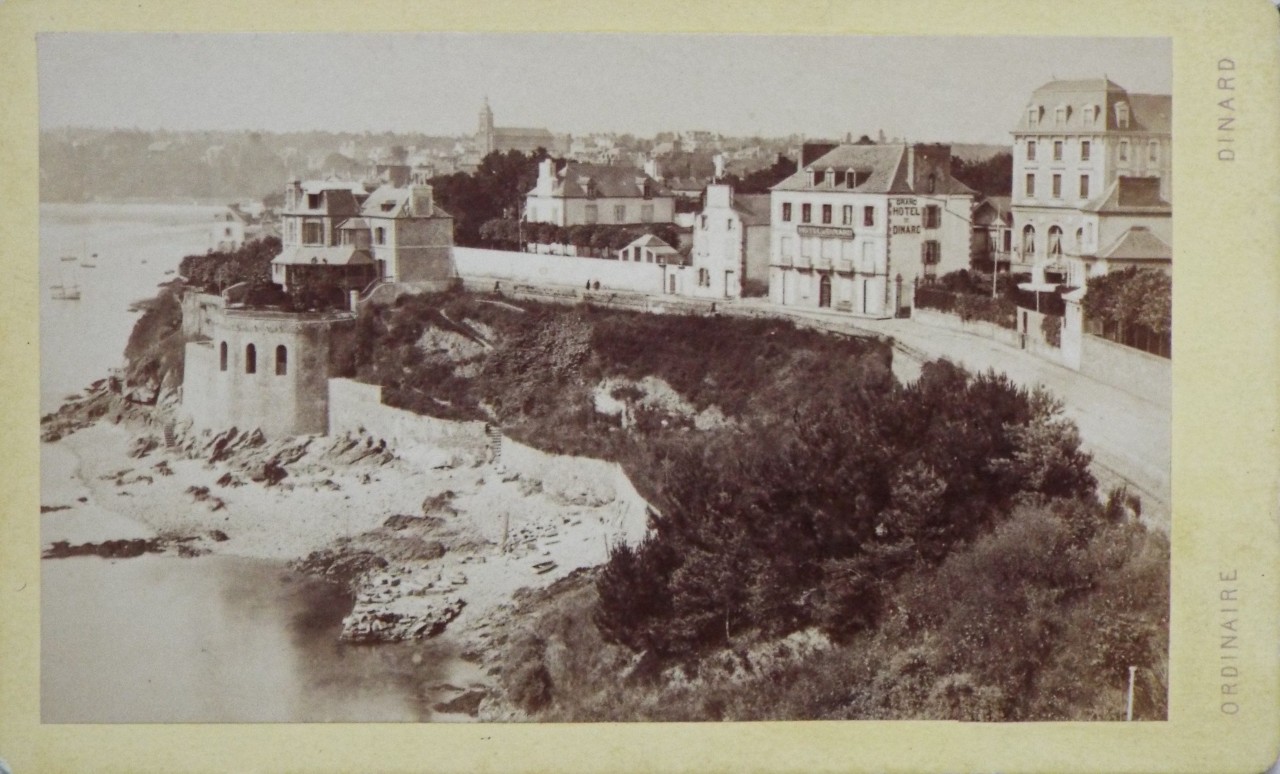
xmin=768 ymin=143 xmax=975 ymax=317
xmin=1011 ymin=79 xmax=1172 ymax=289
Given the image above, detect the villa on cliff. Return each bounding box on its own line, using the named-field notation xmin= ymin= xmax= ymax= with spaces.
xmin=271 ymin=180 xmax=455 ymax=295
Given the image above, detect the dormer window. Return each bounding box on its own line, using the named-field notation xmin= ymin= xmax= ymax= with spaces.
xmin=1088 ymin=104 xmax=1101 ymax=125
xmin=307 ymin=193 xmax=321 ymax=210
xmin=845 ymin=169 xmax=856 ymax=188
xmin=806 ymin=169 xmax=816 ymax=187
xmin=812 ymin=169 xmax=824 ymax=187
xmin=1028 ymin=106 xmax=1041 ymax=126
xmin=1115 ymin=101 xmax=1130 ymax=129
xmin=825 ymin=168 xmax=836 ymax=188
xmin=380 ymin=201 xmax=395 ymax=212
xmin=1055 ymin=105 xmax=1068 ymax=124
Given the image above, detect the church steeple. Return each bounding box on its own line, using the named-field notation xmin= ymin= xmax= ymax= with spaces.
xmin=477 ymin=97 xmax=495 ymax=154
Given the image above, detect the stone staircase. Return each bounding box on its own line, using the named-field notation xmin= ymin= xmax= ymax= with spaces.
xmin=485 ymin=424 xmax=504 ymax=466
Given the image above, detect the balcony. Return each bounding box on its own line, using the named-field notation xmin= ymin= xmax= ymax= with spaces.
xmin=814 ymin=256 xmax=833 ymax=271
xmin=794 ymin=254 xmax=812 ymax=269
xmin=836 ymin=259 xmax=854 ymax=274
xmin=773 ymin=254 xmax=794 ymax=268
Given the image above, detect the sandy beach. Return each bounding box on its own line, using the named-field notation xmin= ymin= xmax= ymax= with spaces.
xmin=41 ymin=413 xmax=649 ymax=648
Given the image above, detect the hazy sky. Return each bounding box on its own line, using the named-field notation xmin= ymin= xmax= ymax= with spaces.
xmin=38 ymin=34 xmax=1171 ymax=144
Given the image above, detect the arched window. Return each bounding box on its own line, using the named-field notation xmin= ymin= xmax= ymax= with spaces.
xmin=275 ymin=345 xmax=288 ymax=376
xmin=219 ymin=341 xmax=228 ymax=372
xmin=1022 ymin=225 xmax=1036 ymax=257
xmin=1048 ymin=226 xmax=1063 ymax=257
xmin=245 ymin=343 xmax=256 ymax=375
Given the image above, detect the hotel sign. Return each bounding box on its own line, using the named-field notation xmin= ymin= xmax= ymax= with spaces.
xmin=889 ymin=197 xmax=922 ymax=235
xmin=797 ymin=225 xmax=854 ymax=239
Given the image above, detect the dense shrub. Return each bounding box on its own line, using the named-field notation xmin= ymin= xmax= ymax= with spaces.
xmin=178 ymin=236 xmax=280 ymax=294
xmin=1083 ymin=267 xmax=1171 ymax=335
xmin=593 ymin=360 xmax=1096 ymax=659
xmin=1042 ymin=313 xmax=1062 ymax=347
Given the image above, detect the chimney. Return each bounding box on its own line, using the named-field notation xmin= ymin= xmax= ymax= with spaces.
xmin=706 ymin=183 xmax=732 ymax=209
xmin=537 ymin=158 xmax=556 ymax=193
xmin=644 ymin=158 xmax=661 ymax=181
xmin=907 ymin=145 xmax=916 ymax=187
xmin=410 ymin=185 xmax=434 ymax=217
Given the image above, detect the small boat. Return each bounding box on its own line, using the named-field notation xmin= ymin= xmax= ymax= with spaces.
xmin=81 ymin=253 xmax=99 ymax=269
xmin=50 ymin=284 xmax=81 ymax=301
xmin=163 ymin=269 xmax=175 ymax=275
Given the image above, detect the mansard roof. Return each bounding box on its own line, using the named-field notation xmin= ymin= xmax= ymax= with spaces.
xmin=1017 ymin=78 xmax=1171 ymax=134
xmin=771 ymin=144 xmax=975 ymax=196
xmin=539 ymin=163 xmax=671 ymax=199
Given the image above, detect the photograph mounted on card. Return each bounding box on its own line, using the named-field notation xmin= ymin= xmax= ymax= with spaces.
xmin=1 ymin=3 xmax=1278 ymax=774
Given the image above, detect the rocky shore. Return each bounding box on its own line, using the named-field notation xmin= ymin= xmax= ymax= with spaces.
xmin=41 ymin=382 xmax=650 ymax=717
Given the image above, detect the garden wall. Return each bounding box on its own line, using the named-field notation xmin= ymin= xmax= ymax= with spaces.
xmin=453 ymin=247 xmax=666 ymax=294
xmin=1080 ymin=334 xmax=1172 ymax=408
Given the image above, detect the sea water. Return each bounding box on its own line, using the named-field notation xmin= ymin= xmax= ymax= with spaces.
xmin=38 ymin=204 xmax=459 ymax=723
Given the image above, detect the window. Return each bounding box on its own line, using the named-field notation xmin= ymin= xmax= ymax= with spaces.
xmin=1053 ymin=141 xmax=1063 ymax=161
xmin=1027 ymin=108 xmax=1039 ymax=126
xmin=926 ymin=174 xmax=937 ymax=194
xmin=374 ymin=227 xmax=386 ymax=245
xmin=1119 ymin=140 xmax=1129 ymax=162
xmin=921 ymin=240 xmax=941 ymax=265
xmin=1079 ymin=174 xmax=1090 ymax=198
xmin=813 ymin=170 xmax=824 ymax=187
xmin=245 ymin=343 xmax=256 ymax=375
xmin=219 ymin=341 xmax=227 ymax=372
xmin=275 ymin=345 xmax=287 ymax=376
xmin=225 ymin=227 xmax=232 ymax=237
xmin=585 ymin=204 xmax=598 ymax=224
xmin=782 ymin=203 xmax=792 ymax=222
xmin=1025 ymin=174 xmax=1035 ymax=196
xmin=801 ymin=203 xmax=812 ymax=223
xmin=780 ymin=236 xmax=793 ymax=259
xmin=845 ymin=170 xmax=856 ymax=188
xmin=842 ymin=205 xmax=853 ymax=226
xmin=923 ymin=205 xmax=941 ymax=229
xmin=641 ymin=204 xmax=654 ymax=223
xmin=1055 ymin=106 xmax=1066 ymax=124
xmin=1022 ymin=224 xmax=1035 ymax=256
xmin=726 ymin=218 xmax=733 ymax=229
xmin=614 ymin=205 xmax=626 ymax=222
xmin=1075 ymin=227 xmax=1084 ymax=252
xmin=1115 ymin=102 xmax=1130 ymax=129
xmin=700 ymin=215 xmax=707 ymax=229
xmin=306 ymin=193 xmax=321 ymax=209
xmin=1081 ymin=140 xmax=1091 ymax=161
xmin=302 ymin=222 xmax=323 ymax=245
xmin=1052 ymin=174 xmax=1062 ymax=198
xmin=1048 ymin=226 xmax=1063 ymax=257
xmin=863 ymin=206 xmax=874 ymax=227
xmin=1148 ymin=141 xmax=1159 ymax=163
xmin=1027 ymin=141 xmax=1037 ymax=161
xmin=822 ymin=204 xmax=832 ymax=224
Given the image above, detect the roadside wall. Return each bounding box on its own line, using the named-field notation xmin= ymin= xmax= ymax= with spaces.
xmin=912 ymin=307 xmax=1021 ymax=348
xmin=453 ymin=246 xmax=667 ymax=294
xmin=1080 ymin=334 xmax=1172 ymax=408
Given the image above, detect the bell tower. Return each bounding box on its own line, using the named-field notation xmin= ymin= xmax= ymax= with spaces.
xmin=477 ymin=97 xmax=495 ymax=155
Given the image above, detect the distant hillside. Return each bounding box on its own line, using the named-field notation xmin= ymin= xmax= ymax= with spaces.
xmin=951 ymin=143 xmax=1013 ymax=162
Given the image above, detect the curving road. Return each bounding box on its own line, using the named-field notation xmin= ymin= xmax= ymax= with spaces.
xmin=732 ymin=300 xmax=1171 ymax=528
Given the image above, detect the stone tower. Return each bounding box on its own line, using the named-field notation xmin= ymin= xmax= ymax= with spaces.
xmin=477 ymin=97 xmax=495 ymax=155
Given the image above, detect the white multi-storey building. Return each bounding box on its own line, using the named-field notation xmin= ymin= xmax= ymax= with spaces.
xmin=689 ymin=184 xmax=771 ymax=300
xmin=524 ymin=160 xmax=675 ymax=228
xmin=769 ymin=143 xmax=975 ymax=317
xmin=1011 ymin=79 xmax=1172 ymax=288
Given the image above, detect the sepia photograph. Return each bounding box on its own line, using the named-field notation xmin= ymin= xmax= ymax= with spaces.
xmin=36 ymin=32 xmax=1174 ymax=726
